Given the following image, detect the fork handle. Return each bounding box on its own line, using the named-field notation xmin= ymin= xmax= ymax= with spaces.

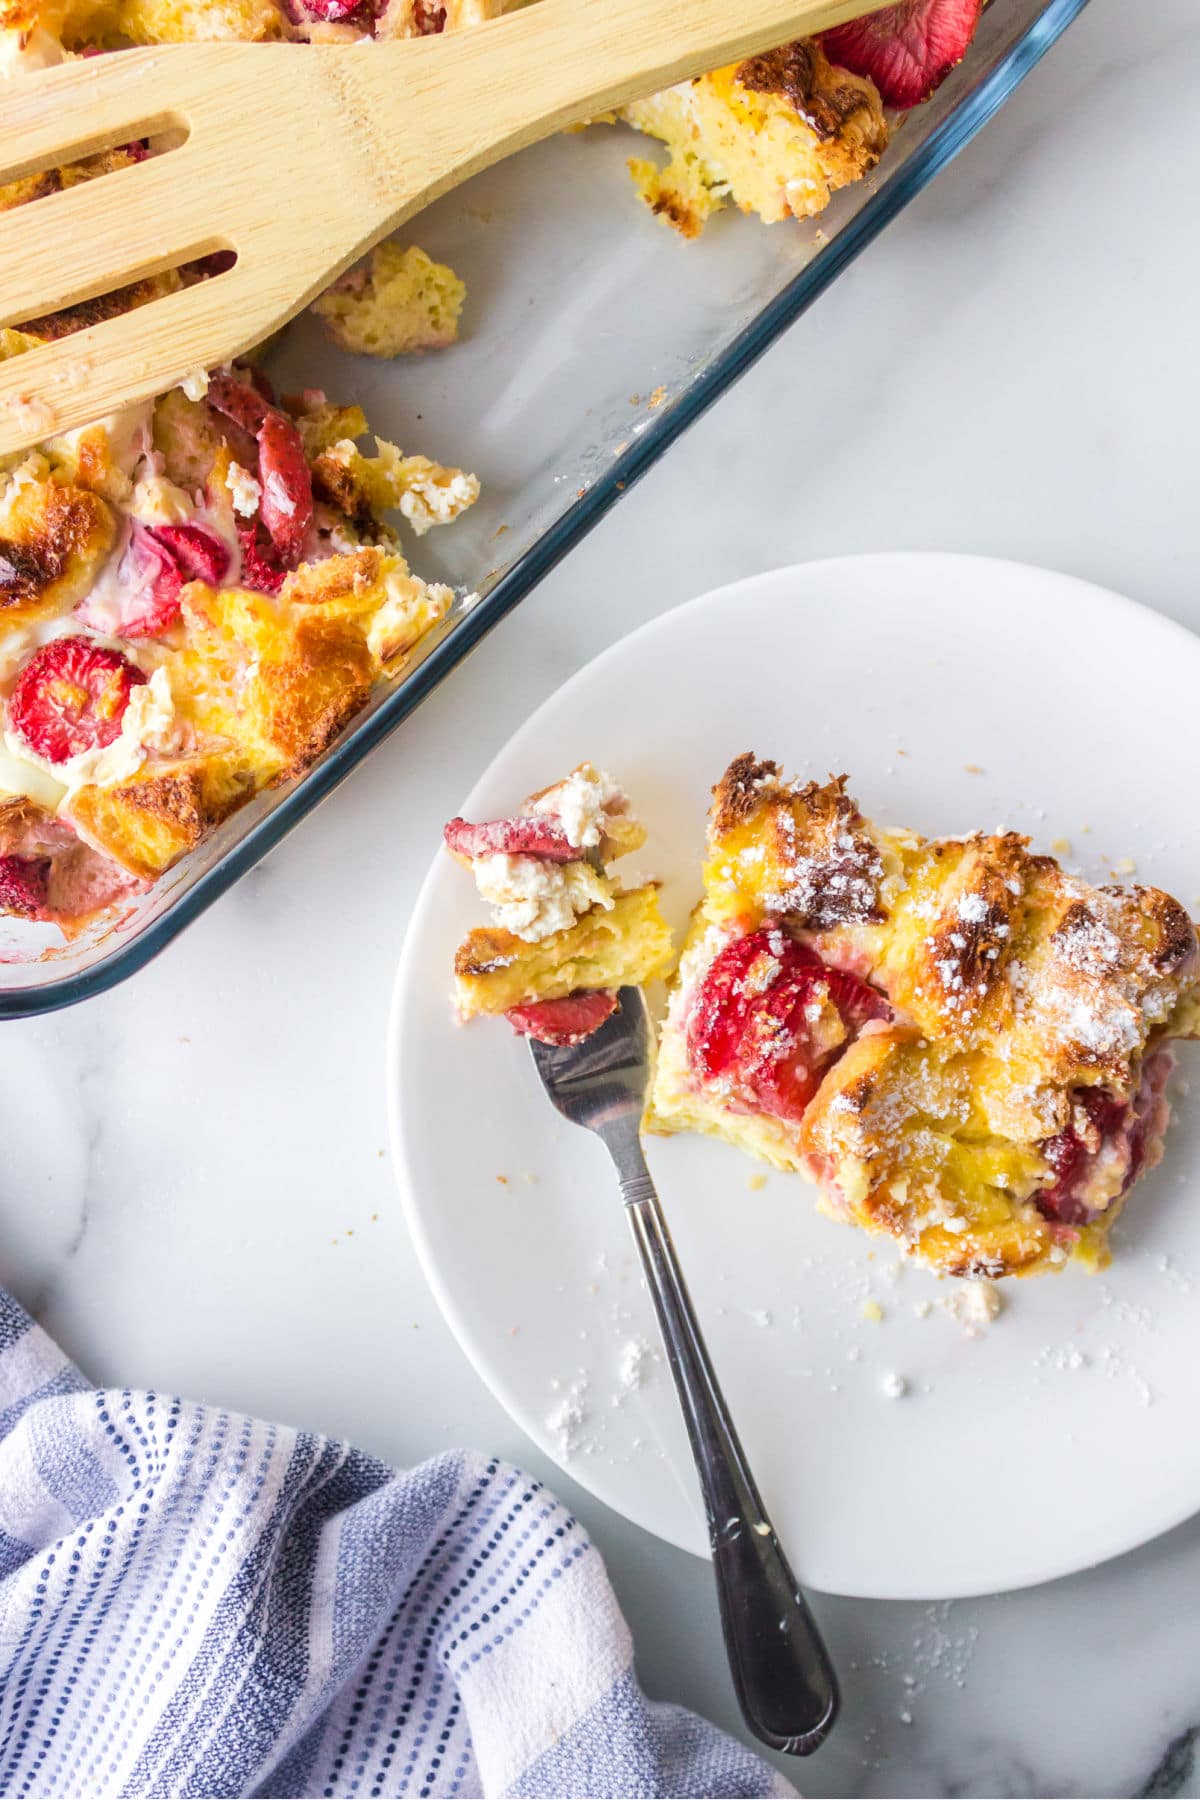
xmin=615 ymin=1156 xmax=839 ymax=1756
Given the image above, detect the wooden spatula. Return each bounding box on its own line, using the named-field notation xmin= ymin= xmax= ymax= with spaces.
xmin=0 ymin=0 xmax=878 ymax=456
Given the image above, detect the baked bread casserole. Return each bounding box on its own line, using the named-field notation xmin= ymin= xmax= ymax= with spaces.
xmin=0 ymin=372 xmax=478 ymax=936
xmin=647 ymin=755 xmax=1200 ymax=1278
xmin=445 ymin=764 xmax=673 ymax=1044
xmin=0 ymin=0 xmax=985 ymax=940
xmin=0 ymin=18 xmax=483 ymax=939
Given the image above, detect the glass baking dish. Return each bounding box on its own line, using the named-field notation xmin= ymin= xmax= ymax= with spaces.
xmin=0 ymin=0 xmax=1088 ymax=1017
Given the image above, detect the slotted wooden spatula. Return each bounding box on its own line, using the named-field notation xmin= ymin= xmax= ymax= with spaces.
xmin=0 ymin=0 xmax=878 ymax=455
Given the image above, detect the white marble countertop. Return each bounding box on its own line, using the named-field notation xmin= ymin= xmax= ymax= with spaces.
xmin=3 ymin=1 xmax=1199 ymax=1792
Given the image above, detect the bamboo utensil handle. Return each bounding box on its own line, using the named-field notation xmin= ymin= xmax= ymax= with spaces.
xmin=0 ymin=0 xmax=880 ymax=452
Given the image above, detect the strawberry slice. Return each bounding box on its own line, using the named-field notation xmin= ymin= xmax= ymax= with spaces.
xmin=206 ymin=371 xmax=269 ymax=435
xmin=1035 ymin=1087 xmax=1140 ymax=1227
xmin=506 ymin=991 xmax=618 ymax=1046
xmin=739 ymin=961 xmax=849 ymax=1121
xmin=79 ymin=521 xmax=231 ymax=638
xmin=1035 ymin=1131 xmax=1092 ymax=1227
xmin=821 ymin=0 xmax=984 ymax=109
xmin=0 ymin=854 xmax=50 ymax=920
xmin=207 ymin=375 xmax=313 ymax=566
xmin=7 ymin=638 xmax=146 ymax=765
xmin=236 ymin=523 xmax=287 ymax=596
xmin=687 ymin=927 xmax=890 ymax=1125
xmin=686 ymin=931 xmax=796 ymax=1084
xmin=444 ymin=816 xmax=578 ymax=862
xmin=76 ymin=520 xmax=182 ymax=639
xmin=257 ymin=410 xmax=314 ymax=565
xmin=147 ymin=522 xmax=230 ymax=587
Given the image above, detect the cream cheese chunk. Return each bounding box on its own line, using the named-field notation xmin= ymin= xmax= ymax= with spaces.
xmin=472 ymin=852 xmax=613 ymax=942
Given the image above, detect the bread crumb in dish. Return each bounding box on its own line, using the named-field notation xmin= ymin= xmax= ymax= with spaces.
xmin=312 ymin=244 xmax=466 ymax=358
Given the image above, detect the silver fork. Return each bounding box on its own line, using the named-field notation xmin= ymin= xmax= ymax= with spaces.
xmin=529 ymin=987 xmax=839 ymax=1757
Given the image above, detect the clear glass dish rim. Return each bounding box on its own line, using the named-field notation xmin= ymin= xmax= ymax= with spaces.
xmin=0 ymin=0 xmax=1090 ymax=1021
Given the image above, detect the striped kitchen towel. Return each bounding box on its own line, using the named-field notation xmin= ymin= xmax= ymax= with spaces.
xmin=0 ymin=1291 xmax=793 ymax=1799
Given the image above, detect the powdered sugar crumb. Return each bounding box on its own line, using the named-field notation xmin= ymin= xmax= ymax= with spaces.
xmin=617 ymin=1338 xmax=654 ymax=1391
xmin=545 ymin=1373 xmax=594 ymax=1458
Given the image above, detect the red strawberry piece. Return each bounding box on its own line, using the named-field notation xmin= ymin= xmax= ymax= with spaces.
xmin=302 ymin=0 xmax=369 ymax=17
xmin=443 ymin=815 xmax=578 ymax=862
xmin=742 ymin=961 xmax=859 ymax=1122
xmin=1035 ymin=1087 xmax=1136 ymax=1227
xmin=1034 ymin=1129 xmax=1092 ymax=1227
xmin=687 ymin=927 xmax=890 ymax=1125
xmin=147 ymin=522 xmax=230 ymax=587
xmin=257 ymin=410 xmax=314 ymax=566
xmin=506 ymin=990 xmax=618 ymax=1046
xmin=75 ymin=520 xmax=182 ymax=639
xmin=208 ymin=376 xmax=313 ymax=567
xmin=825 ymin=963 xmax=893 ymax=1034
xmin=278 ymin=0 xmax=373 ymax=20
xmin=686 ymin=931 xmax=792 ymax=1085
xmin=7 ymin=638 xmax=146 ymax=764
xmin=86 ymin=521 xmax=230 ymax=638
xmin=1078 ymin=1087 xmax=1130 ymax=1140
xmin=413 ymin=0 xmax=447 ymax=30
xmin=821 ymin=0 xmax=984 ymax=109
xmin=206 ymin=371 xmax=270 ymax=435
xmin=236 ymin=523 xmax=288 ymax=596
xmin=0 ymin=854 xmax=50 ymax=920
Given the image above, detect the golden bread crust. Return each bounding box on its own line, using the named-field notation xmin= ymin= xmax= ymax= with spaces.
xmin=67 ymin=752 xmax=255 ymax=880
xmin=706 ymin=756 xmax=884 ymax=930
xmin=619 ymin=38 xmax=888 ymax=235
xmin=735 ymin=38 xmax=883 ymax=147
xmin=249 ymin=612 xmax=376 ymax=779
xmin=0 ymin=475 xmax=116 ymax=624
xmin=453 ymin=885 xmax=674 ymax=1018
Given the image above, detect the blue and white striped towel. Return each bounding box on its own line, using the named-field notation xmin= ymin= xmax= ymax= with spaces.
xmin=0 ymin=1290 xmax=792 ymax=1799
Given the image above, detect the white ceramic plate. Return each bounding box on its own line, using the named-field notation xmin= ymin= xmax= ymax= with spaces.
xmin=388 ymin=553 xmax=1200 ymax=1600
